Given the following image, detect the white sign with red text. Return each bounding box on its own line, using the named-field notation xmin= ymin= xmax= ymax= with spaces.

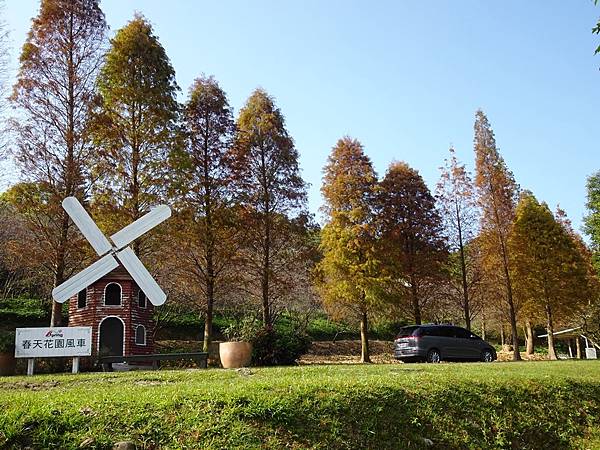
xmin=15 ymin=327 xmax=92 ymax=358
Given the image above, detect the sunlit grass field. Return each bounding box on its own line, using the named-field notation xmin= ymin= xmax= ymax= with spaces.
xmin=1 ymin=361 xmax=600 ymax=449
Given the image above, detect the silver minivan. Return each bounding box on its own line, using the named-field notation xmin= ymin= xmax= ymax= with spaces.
xmin=394 ymin=324 xmax=496 ymax=363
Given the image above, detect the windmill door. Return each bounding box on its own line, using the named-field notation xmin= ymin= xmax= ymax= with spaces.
xmin=99 ymin=317 xmax=124 ymax=356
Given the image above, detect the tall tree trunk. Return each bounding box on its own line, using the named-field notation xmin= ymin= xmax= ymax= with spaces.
xmin=576 ymin=337 xmax=582 ymax=359
xmin=545 ymin=303 xmax=557 ymax=360
xmin=360 ymin=308 xmax=371 ymax=363
xmin=50 ymin=294 xmax=63 ymax=327
xmin=261 ymin=215 xmax=271 ymax=328
xmin=131 ymin=140 xmax=141 ymax=256
xmin=51 ymin=11 xmax=76 ymax=329
xmin=525 ymin=320 xmax=534 ymax=356
xmin=505 ymin=285 xmax=520 ymax=360
xmin=51 ymin=209 xmax=70 ymax=327
xmin=481 ymin=314 xmax=486 ymax=341
xmin=499 ymin=235 xmax=521 ymax=360
xmin=203 ymin=277 xmax=214 ymax=353
xmin=203 ymin=149 xmax=215 ymax=354
xmin=500 ymin=324 xmax=505 ymax=347
xmin=203 ymin=240 xmax=215 ymax=352
xmin=410 ymin=276 xmax=421 ymax=325
xmin=456 ymin=204 xmax=470 ymax=330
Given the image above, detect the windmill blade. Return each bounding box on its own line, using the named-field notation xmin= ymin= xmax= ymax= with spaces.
xmin=116 ymin=247 xmax=166 ymax=306
xmin=62 ymin=197 xmax=113 ymax=256
xmin=52 ymin=254 xmax=119 ymax=303
xmin=110 ymin=205 xmax=171 ymax=250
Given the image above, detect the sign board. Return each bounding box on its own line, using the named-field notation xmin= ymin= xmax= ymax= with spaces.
xmin=15 ymin=327 xmax=92 ymax=358
xmin=586 ymin=347 xmax=597 ymax=360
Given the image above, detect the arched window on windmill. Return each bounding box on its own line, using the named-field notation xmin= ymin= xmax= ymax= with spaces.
xmin=104 ymin=282 xmax=122 ymax=306
xmin=135 ymin=325 xmax=146 ymax=346
xmin=138 ymin=290 xmax=147 ymax=309
xmin=77 ymin=288 xmax=87 ymax=309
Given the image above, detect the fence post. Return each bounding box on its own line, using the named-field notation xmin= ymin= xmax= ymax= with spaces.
xmin=26 ymin=358 xmax=34 ymax=376
xmin=72 ymin=357 xmax=80 ymax=374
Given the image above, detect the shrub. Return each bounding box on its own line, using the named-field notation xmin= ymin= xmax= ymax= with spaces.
xmin=0 ymin=330 xmax=15 ymax=353
xmin=252 ymin=325 xmax=311 ymax=366
xmin=223 ymin=316 xmax=261 ymax=342
xmin=306 ymin=315 xmax=357 ymax=340
xmin=0 ymin=298 xmax=48 ymax=324
xmin=370 ymin=320 xmax=407 ymax=340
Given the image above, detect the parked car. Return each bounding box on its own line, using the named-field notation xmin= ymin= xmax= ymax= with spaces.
xmin=394 ymin=324 xmax=496 ymax=363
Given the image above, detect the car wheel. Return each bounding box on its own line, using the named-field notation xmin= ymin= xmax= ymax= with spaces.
xmin=481 ymin=349 xmax=494 ymax=362
xmin=426 ymin=349 xmax=441 ymax=363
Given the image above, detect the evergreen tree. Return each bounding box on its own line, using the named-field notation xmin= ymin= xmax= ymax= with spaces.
xmin=91 ymin=14 xmax=179 ymax=255
xmin=510 ymin=193 xmax=592 ymax=359
xmin=379 ymin=161 xmax=446 ymax=325
xmin=318 ymin=137 xmax=380 ymax=363
xmin=230 ymin=89 xmax=307 ymax=328
xmin=10 ymin=0 xmax=107 ymax=326
xmin=473 ymin=110 xmax=522 ymax=360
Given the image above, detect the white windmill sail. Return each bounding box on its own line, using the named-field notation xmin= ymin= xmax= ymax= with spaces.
xmin=110 ymin=205 xmax=171 ymax=249
xmin=52 ymin=254 xmax=119 ymax=303
xmin=62 ymin=197 xmax=113 ymax=255
xmin=116 ymin=247 xmax=167 ymax=306
xmin=52 ymin=197 xmax=171 ymax=306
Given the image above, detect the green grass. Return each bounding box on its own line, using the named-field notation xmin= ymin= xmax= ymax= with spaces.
xmin=1 ymin=361 xmax=600 ymax=449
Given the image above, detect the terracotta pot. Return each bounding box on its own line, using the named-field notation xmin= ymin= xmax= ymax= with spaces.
xmin=0 ymin=352 xmax=16 ymax=376
xmin=219 ymin=341 xmax=252 ymax=368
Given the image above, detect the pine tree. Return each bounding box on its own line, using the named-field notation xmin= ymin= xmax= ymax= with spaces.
xmin=510 ymin=193 xmax=592 ymax=359
xmin=318 ymin=137 xmax=381 ymax=363
xmin=10 ymin=0 xmax=107 ymax=326
xmin=230 ymin=89 xmax=307 ymax=328
xmin=169 ymin=75 xmax=237 ymax=352
xmin=436 ymin=148 xmax=480 ymax=329
xmin=378 ymin=161 xmax=446 ymax=325
xmin=90 ymin=14 xmax=179 ymax=255
xmin=473 ymin=110 xmax=521 ymax=360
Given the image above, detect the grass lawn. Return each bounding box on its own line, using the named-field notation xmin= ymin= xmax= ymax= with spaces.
xmin=1 ymin=361 xmax=600 ymax=449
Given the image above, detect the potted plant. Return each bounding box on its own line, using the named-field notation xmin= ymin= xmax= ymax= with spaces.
xmin=0 ymin=330 xmax=16 ymax=376
xmin=219 ymin=317 xmax=258 ymax=368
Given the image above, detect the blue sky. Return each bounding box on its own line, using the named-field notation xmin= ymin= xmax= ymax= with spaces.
xmin=4 ymin=1 xmax=600 ymax=232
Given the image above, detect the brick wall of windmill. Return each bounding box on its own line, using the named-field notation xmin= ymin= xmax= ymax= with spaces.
xmin=68 ymin=269 xmax=155 ymax=358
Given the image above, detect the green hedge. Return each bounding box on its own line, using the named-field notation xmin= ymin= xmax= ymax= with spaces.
xmin=0 ymin=298 xmax=48 ymax=324
xmin=1 ymin=361 xmax=599 ymax=449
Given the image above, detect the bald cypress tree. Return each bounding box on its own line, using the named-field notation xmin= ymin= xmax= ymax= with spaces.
xmin=170 ymin=75 xmax=237 ymax=352
xmin=436 ymin=148 xmax=480 ymax=330
xmin=379 ymin=161 xmax=446 ymax=325
xmin=510 ymin=194 xmax=592 ymax=359
xmin=230 ymin=89 xmax=307 ymax=328
xmin=91 ymin=14 xmax=179 ymax=256
xmin=318 ymin=137 xmax=380 ymax=363
xmin=474 ymin=110 xmax=521 ymax=360
xmin=10 ymin=0 xmax=107 ymax=326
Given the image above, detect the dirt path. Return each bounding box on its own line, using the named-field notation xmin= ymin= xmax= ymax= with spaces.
xmin=299 ymin=340 xmax=399 ymax=364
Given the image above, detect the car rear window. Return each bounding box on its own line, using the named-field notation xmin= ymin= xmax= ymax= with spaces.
xmin=396 ymin=326 xmax=420 ymax=338
xmin=454 ymin=327 xmax=470 ymax=339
